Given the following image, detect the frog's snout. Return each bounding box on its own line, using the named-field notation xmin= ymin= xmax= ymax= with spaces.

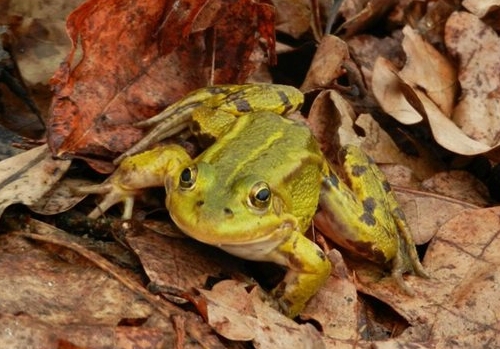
xmin=194 ymin=199 xmax=235 ymax=218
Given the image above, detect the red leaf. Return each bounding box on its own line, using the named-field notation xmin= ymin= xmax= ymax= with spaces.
xmin=48 ymin=0 xmax=275 ymax=167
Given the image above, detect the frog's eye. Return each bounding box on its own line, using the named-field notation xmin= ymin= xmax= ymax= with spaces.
xmin=249 ymin=181 xmax=271 ymax=209
xmin=179 ymin=165 xmax=197 ymax=189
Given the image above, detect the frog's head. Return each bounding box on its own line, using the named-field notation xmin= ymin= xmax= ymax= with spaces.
xmin=164 ymin=161 xmax=299 ymax=259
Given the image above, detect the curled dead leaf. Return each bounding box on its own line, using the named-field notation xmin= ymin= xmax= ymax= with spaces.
xmin=301 ymin=35 xmax=349 ymax=91
xmin=445 ymin=11 xmax=500 ymax=148
xmin=0 ymin=144 xmax=71 ymax=216
xmin=399 ymin=26 xmax=457 ymax=117
xmin=197 ymin=280 xmax=325 ymax=348
xmin=462 ymin=0 xmax=500 ymax=17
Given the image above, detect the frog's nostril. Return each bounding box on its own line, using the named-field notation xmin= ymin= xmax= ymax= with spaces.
xmin=196 ymin=200 xmax=204 ymax=206
xmin=223 ymin=207 xmax=233 ymax=217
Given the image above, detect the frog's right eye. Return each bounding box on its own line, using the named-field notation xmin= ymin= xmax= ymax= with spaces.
xmin=249 ymin=181 xmax=271 ymax=210
xmin=179 ymin=165 xmax=197 ymax=189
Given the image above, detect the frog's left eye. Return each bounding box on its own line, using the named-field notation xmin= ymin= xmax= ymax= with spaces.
xmin=249 ymin=181 xmax=271 ymax=209
xmin=179 ymin=165 xmax=197 ymax=189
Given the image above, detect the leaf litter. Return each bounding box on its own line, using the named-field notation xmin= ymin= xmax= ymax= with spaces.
xmin=1 ymin=0 xmax=500 ymax=348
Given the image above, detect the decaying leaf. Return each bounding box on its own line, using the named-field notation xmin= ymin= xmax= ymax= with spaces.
xmin=372 ymin=24 xmax=499 ymax=157
xmin=125 ymin=225 xmax=245 ymax=304
xmin=301 ymin=35 xmax=349 ymax=91
xmin=462 ymin=0 xmax=500 ymax=17
xmin=48 ymin=0 xmax=276 ymax=164
xmin=197 ymin=280 xmax=324 ymax=348
xmin=308 ymin=89 xmax=362 ymax=161
xmin=28 ymin=178 xmax=93 ymax=215
xmin=446 ymin=11 xmax=500 ymax=148
xmin=421 ymin=170 xmax=490 ymax=206
xmin=0 ymin=144 xmax=70 ymax=216
xmin=399 ymin=26 xmax=457 ymax=117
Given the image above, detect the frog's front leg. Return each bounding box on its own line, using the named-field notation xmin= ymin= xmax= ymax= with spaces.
xmin=75 ymin=144 xmax=191 ymax=219
xmin=316 ymin=145 xmax=427 ymax=293
xmin=271 ymin=231 xmax=331 ymax=317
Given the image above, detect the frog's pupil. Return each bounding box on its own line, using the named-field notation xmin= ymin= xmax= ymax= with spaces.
xmin=180 ymin=168 xmax=191 ymax=183
xmin=256 ymin=188 xmax=270 ymax=202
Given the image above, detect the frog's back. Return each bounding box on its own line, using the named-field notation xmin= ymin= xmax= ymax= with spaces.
xmin=198 ymin=111 xmax=326 ymax=231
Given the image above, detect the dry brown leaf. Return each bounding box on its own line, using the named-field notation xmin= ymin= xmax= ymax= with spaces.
xmin=48 ymin=0 xmax=276 ymax=163
xmin=273 ymin=0 xmax=311 ymax=39
xmin=421 ymin=171 xmax=490 ymax=206
xmin=3 ymin=0 xmax=80 ymax=85
xmin=462 ymin=0 xmax=500 ymax=17
xmin=125 ymin=225 xmax=245 ymax=304
xmin=0 ymin=144 xmax=71 ymax=216
xmin=415 ymin=88 xmax=492 ymax=155
xmin=338 ymin=0 xmax=398 ymax=37
xmin=301 ymin=35 xmax=350 ymax=91
xmin=28 ymin=178 xmax=93 ymax=215
xmin=304 ymin=250 xmax=360 ymax=344
xmin=372 ymin=57 xmax=424 ymax=125
xmin=372 ymin=56 xmax=492 ymax=156
xmin=347 ymin=34 xmax=404 ymax=91
xmin=356 ymin=113 xmax=444 ymax=180
xmin=446 ymin=11 xmax=500 ymax=147
xmin=308 ymin=89 xmax=362 ymax=161
xmin=393 ymin=187 xmax=480 ymax=245
xmin=3 ymin=219 xmax=228 ymax=348
xmin=197 ymin=280 xmax=325 ymax=348
xmin=0 ymin=231 xmax=164 ymax=347
xmin=399 ymin=26 xmax=457 ymax=117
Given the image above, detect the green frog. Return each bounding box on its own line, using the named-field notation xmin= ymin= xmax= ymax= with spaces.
xmin=77 ymin=84 xmax=427 ymax=317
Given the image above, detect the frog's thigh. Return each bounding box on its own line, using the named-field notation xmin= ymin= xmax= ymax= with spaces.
xmin=339 ymin=145 xmax=390 ymax=202
xmin=191 ymin=106 xmax=236 ymax=143
xmin=273 ymin=231 xmax=331 ymax=317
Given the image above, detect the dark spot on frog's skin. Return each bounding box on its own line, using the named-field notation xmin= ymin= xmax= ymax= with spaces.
xmin=277 ymin=90 xmax=293 ymax=113
xmin=190 ymin=120 xmax=201 ymax=133
xmin=326 ymin=174 xmax=340 ymax=189
xmin=290 ymin=254 xmax=305 ymax=269
xmin=360 ymin=198 xmax=377 ymax=226
xmin=317 ymin=249 xmax=327 ymax=261
xmin=235 ymin=98 xmax=252 ymax=113
xmin=392 ymin=207 xmax=406 ymax=220
xmin=351 ymin=165 xmax=367 ymax=177
xmin=362 ymin=197 xmax=376 ymax=214
xmin=205 ymin=86 xmax=227 ymax=95
xmin=345 ymin=239 xmax=387 ymax=263
xmin=382 ymin=180 xmax=391 ymax=193
xmin=360 ymin=212 xmax=376 ymax=226
xmin=283 ymin=251 xmax=304 ymax=269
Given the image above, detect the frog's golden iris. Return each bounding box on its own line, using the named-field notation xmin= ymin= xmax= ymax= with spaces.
xmin=77 ymin=84 xmax=427 ymax=317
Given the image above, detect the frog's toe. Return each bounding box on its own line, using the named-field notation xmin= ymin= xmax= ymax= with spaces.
xmin=73 ymin=182 xmax=114 ymax=195
xmin=74 ymin=182 xmax=136 ymax=219
xmin=87 ymin=191 xmax=134 ymax=219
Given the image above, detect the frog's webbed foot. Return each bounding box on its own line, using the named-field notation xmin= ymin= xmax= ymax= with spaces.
xmin=74 ymin=181 xmax=139 ymax=219
xmin=389 ymin=239 xmax=430 ymax=296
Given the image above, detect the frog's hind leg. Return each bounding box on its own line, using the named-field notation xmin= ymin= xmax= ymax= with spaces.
xmin=390 ymin=205 xmax=430 ymax=279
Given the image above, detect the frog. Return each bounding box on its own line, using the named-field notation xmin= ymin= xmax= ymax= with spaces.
xmin=77 ymin=83 xmax=428 ymax=317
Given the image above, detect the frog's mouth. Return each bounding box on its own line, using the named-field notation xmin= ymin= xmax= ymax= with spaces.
xmin=170 ymin=212 xmax=298 ymax=261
